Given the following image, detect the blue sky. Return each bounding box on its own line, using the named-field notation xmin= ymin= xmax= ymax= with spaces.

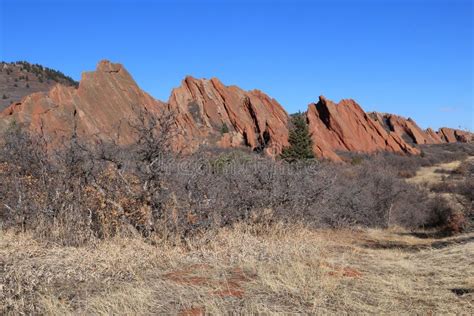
xmin=1 ymin=0 xmax=472 ymax=130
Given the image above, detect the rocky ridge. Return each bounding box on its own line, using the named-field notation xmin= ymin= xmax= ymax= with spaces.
xmin=307 ymin=97 xmax=420 ymax=161
xmin=0 ymin=60 xmax=471 ymax=161
xmin=370 ymin=112 xmax=472 ymax=145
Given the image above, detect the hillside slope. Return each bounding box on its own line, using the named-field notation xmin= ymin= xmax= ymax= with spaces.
xmin=0 ymin=61 xmax=78 ymax=111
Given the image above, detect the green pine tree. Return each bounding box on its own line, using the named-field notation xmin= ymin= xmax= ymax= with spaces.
xmin=220 ymin=122 xmax=230 ymax=134
xmin=280 ymin=113 xmax=315 ymax=162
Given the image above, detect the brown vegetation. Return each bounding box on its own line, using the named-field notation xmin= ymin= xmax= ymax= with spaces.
xmin=2 ymin=120 xmax=471 ymax=245
xmin=1 ymin=111 xmax=473 ymax=314
xmin=2 ymin=226 xmax=473 ymax=314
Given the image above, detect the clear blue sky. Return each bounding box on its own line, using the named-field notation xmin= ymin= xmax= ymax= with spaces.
xmin=1 ymin=0 xmax=472 ymax=130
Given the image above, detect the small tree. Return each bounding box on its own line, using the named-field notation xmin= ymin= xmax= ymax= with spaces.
xmin=220 ymin=122 xmax=229 ymax=134
xmin=2 ymin=94 xmax=7 ymax=99
xmin=280 ymin=113 xmax=314 ymax=162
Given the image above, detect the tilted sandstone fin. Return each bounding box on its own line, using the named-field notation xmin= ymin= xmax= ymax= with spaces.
xmin=168 ymin=76 xmax=289 ymax=156
xmin=0 ymin=60 xmax=166 ymax=147
xmin=0 ymin=60 xmax=289 ymax=156
xmin=438 ymin=127 xmax=473 ymax=143
xmin=307 ymin=96 xmax=419 ymax=161
xmin=369 ymin=112 xmax=472 ymax=144
xmin=369 ymin=113 xmax=440 ymax=145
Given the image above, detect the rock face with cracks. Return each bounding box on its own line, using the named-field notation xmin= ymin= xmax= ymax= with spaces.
xmin=0 ymin=61 xmax=163 ymax=148
xmin=0 ymin=60 xmax=470 ymax=160
xmin=306 ymin=96 xmax=420 ymax=161
xmin=369 ymin=112 xmax=472 ymax=145
xmin=0 ymin=61 xmax=289 ymax=155
xmin=168 ymin=76 xmax=289 ymax=156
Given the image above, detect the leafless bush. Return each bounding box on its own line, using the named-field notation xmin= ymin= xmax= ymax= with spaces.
xmin=338 ymin=151 xmax=428 ymax=179
xmin=2 ymin=117 xmax=471 ymax=244
xmin=454 ymin=177 xmax=474 ymax=231
xmin=418 ymin=143 xmax=473 ymax=165
xmin=453 ymin=159 xmax=473 ymax=176
xmin=319 ymin=158 xmax=437 ymax=228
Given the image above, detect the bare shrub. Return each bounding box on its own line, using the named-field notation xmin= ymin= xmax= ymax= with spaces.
xmin=418 ymin=143 xmax=473 ymax=165
xmin=454 ymin=177 xmax=474 ymax=231
xmin=2 ymin=117 xmax=471 ymax=243
xmin=453 ymin=159 xmax=473 ymax=176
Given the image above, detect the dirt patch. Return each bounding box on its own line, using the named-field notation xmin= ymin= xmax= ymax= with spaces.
xmin=408 ymin=156 xmax=474 ymax=186
xmin=212 ymin=288 xmax=245 ymax=298
xmin=178 ymin=306 xmax=205 ymax=316
xmin=328 ymin=267 xmax=362 ymax=278
xmin=407 ymin=160 xmax=463 ymax=185
xmin=321 ymin=262 xmax=363 ymax=278
xmin=164 ymin=264 xmax=255 ymax=299
xmin=163 ymin=264 xmax=213 ymax=286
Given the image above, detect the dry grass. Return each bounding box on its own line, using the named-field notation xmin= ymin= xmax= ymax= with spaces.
xmin=408 ymin=156 xmax=474 ymax=186
xmin=407 ymin=160 xmax=462 ymax=185
xmin=1 ymin=224 xmax=473 ymax=314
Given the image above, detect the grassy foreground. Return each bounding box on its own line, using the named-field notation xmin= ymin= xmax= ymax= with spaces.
xmin=2 ymin=224 xmax=473 ymax=314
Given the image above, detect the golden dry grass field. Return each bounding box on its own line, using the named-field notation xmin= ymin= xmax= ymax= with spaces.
xmin=2 ymin=224 xmax=473 ymax=314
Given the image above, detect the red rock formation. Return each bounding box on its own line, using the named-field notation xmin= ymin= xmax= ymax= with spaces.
xmin=438 ymin=127 xmax=472 ymax=143
xmin=0 ymin=61 xmax=164 ymax=148
xmin=0 ymin=60 xmax=469 ymax=161
xmin=307 ymin=96 xmax=419 ymax=161
xmin=0 ymin=60 xmax=289 ymax=155
xmin=370 ymin=112 xmax=472 ymax=145
xmin=369 ymin=113 xmax=442 ymax=145
xmin=168 ymin=76 xmax=289 ymax=156
xmin=425 ymin=128 xmax=444 ymax=143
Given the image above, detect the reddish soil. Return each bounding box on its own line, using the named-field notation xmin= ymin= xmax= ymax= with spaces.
xmin=322 ymin=262 xmax=363 ymax=278
xmin=178 ymin=306 xmax=205 ymax=316
xmin=164 ymin=264 xmax=255 ymax=299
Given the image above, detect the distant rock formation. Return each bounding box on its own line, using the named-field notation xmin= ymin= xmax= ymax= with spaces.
xmin=369 ymin=112 xmax=472 ymax=145
xmin=0 ymin=61 xmax=288 ymax=155
xmin=438 ymin=127 xmax=472 ymax=143
xmin=306 ymin=97 xmax=419 ymax=162
xmin=0 ymin=61 xmax=163 ymax=148
xmin=0 ymin=60 xmax=470 ymax=161
xmin=168 ymin=76 xmax=289 ymax=156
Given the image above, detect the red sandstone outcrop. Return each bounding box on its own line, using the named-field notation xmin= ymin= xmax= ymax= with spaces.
xmin=0 ymin=61 xmax=164 ymax=147
xmin=369 ymin=112 xmax=472 ymax=145
xmin=438 ymin=127 xmax=473 ymax=143
xmin=169 ymin=76 xmax=288 ymax=155
xmin=0 ymin=60 xmax=470 ymax=161
xmin=306 ymin=96 xmax=419 ymax=161
xmin=369 ymin=113 xmax=441 ymax=144
xmin=0 ymin=60 xmax=289 ymax=155
xmin=425 ymin=128 xmax=444 ymax=143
